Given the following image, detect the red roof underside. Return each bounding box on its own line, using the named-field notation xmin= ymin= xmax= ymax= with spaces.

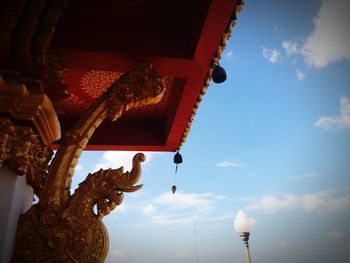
xmin=50 ymin=0 xmax=237 ymax=151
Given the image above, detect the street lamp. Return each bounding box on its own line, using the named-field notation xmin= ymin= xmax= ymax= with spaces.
xmin=234 ymin=210 xmax=254 ymax=263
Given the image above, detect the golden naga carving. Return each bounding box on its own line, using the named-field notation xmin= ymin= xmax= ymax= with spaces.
xmin=13 ymin=154 xmax=145 ymax=262
xmin=12 ymin=64 xmax=166 ymax=262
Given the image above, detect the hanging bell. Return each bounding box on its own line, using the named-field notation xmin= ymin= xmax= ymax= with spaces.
xmin=173 ymin=151 xmax=183 ymax=174
xmin=173 ymin=151 xmax=183 ymax=164
xmin=172 ymin=151 xmax=182 ymax=193
xmin=212 ymin=64 xmax=227 ymax=83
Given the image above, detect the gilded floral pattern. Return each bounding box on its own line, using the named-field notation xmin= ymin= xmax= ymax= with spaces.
xmin=81 ymin=70 xmax=122 ymax=99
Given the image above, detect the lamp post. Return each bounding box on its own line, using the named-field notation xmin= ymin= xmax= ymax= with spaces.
xmin=234 ymin=210 xmax=254 ymax=263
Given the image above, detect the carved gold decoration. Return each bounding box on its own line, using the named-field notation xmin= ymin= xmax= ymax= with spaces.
xmin=12 ymin=64 xmax=166 ymax=262
xmin=13 ymin=153 xmax=145 ymax=263
xmin=11 ymin=0 xmax=47 ymax=61
xmin=0 ymin=75 xmax=61 ymax=145
xmin=45 ymin=50 xmax=70 ymax=100
xmin=0 ymin=118 xmax=53 ymax=197
xmin=0 ymin=0 xmax=27 ymax=52
xmin=0 ymin=0 xmax=69 ymax=70
xmin=0 ymin=0 xmax=69 ymax=101
xmin=32 ymin=0 xmax=70 ymax=70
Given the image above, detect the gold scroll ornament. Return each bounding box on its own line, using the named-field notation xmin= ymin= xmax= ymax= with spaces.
xmin=11 ymin=64 xmax=166 ymax=262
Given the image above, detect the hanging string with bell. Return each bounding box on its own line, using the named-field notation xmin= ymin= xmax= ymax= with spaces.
xmin=171 ymin=168 xmax=177 ymax=194
xmin=172 ymin=151 xmax=183 ymax=194
xmin=172 ymin=185 xmax=177 ymax=194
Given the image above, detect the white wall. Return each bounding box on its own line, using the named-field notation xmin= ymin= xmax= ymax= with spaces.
xmin=0 ymin=166 xmax=33 ymax=263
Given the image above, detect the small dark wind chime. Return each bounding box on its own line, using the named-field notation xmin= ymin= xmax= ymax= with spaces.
xmin=172 ymin=151 xmax=182 ymax=194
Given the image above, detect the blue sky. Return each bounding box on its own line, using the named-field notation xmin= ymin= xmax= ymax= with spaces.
xmin=72 ymin=0 xmax=350 ymax=262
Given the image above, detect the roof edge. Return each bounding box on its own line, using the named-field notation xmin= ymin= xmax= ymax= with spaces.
xmin=177 ymin=0 xmax=244 ymax=150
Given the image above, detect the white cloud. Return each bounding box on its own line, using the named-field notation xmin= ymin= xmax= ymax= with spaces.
xmin=327 ymin=230 xmax=345 ymax=240
xmin=94 ymin=151 xmax=152 ymax=172
xmin=137 ymin=192 xmax=229 ymax=226
xmin=75 ymin=164 xmax=83 ymax=172
xmin=224 ymin=49 xmax=234 ymax=59
xmin=262 ymin=47 xmax=281 ymax=63
xmin=314 ymin=96 xmax=350 ymax=130
xmin=142 ymin=204 xmax=157 ymax=215
xmin=282 ymin=0 xmax=350 ymax=68
xmin=273 ymin=25 xmax=284 ymax=34
xmin=247 ymin=194 xmax=299 ymax=213
xmin=296 ymin=70 xmax=306 ymax=81
xmin=214 ymin=160 xmax=242 ymax=168
xmin=106 ymin=249 xmax=127 ymax=262
xmin=288 ymin=172 xmax=317 ymax=180
xmin=303 ymin=0 xmax=350 ymax=68
xmin=246 ymin=190 xmax=350 ymax=214
xmin=214 ymin=195 xmax=227 ymax=200
xmin=282 ymin=41 xmax=301 ymax=56
xmin=204 ymin=214 xmax=233 ymax=221
xmin=153 ymin=192 xmax=216 ymax=211
xmin=117 ymin=202 xmax=127 ymax=212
